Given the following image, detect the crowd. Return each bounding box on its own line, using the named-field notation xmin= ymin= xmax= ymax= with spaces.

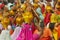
xmin=0 ymin=0 xmax=60 ymax=40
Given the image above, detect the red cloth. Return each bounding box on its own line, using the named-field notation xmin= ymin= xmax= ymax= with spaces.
xmin=31 ymin=23 xmax=36 ymax=34
xmin=0 ymin=3 xmax=4 ymax=9
xmin=44 ymin=13 xmax=51 ymax=25
xmin=39 ymin=37 xmax=51 ymax=40
xmin=9 ymin=17 xmax=14 ymax=22
xmin=10 ymin=29 xmax=14 ymax=35
xmin=57 ymin=25 xmax=60 ymax=38
xmin=41 ymin=4 xmax=45 ymax=14
xmin=55 ymin=10 xmax=60 ymax=15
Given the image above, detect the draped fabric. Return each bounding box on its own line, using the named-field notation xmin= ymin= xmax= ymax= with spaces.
xmin=50 ymin=13 xmax=57 ymax=23
xmin=16 ymin=23 xmax=34 ymax=40
xmin=0 ymin=30 xmax=12 ymax=40
xmin=44 ymin=13 xmax=51 ymax=25
xmin=36 ymin=7 xmax=44 ymax=21
xmin=0 ymin=23 xmax=3 ymax=30
xmin=0 ymin=3 xmax=4 ymax=9
xmin=33 ymin=29 xmax=40 ymax=40
xmin=52 ymin=30 xmax=58 ymax=40
xmin=11 ymin=27 xmax=22 ymax=40
xmin=57 ymin=15 xmax=60 ymax=23
xmin=39 ymin=27 xmax=52 ymax=40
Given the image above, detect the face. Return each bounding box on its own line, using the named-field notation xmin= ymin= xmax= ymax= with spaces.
xmin=4 ymin=7 xmax=8 ymax=11
xmin=26 ymin=6 xmax=32 ymax=12
xmin=20 ymin=8 xmax=24 ymax=12
xmin=26 ymin=5 xmax=31 ymax=12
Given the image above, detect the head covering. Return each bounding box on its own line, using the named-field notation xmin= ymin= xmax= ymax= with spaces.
xmin=0 ymin=15 xmax=3 ymax=22
xmin=9 ymin=10 xmax=14 ymax=16
xmin=36 ymin=7 xmax=44 ymax=21
xmin=11 ymin=27 xmax=22 ymax=40
xmin=0 ymin=3 xmax=4 ymax=9
xmin=46 ymin=5 xmax=52 ymax=11
xmin=16 ymin=16 xmax=23 ymax=25
xmin=50 ymin=13 xmax=57 ymax=23
xmin=7 ymin=3 xmax=14 ymax=10
xmin=21 ymin=4 xmax=26 ymax=10
xmin=22 ymin=11 xmax=33 ymax=23
xmin=33 ymin=3 xmax=39 ymax=8
xmin=1 ymin=17 xmax=10 ymax=29
xmin=3 ymin=11 xmax=9 ymax=17
xmin=55 ymin=1 xmax=60 ymax=9
xmin=0 ymin=30 xmax=12 ymax=40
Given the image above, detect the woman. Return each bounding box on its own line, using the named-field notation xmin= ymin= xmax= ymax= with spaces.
xmin=11 ymin=14 xmax=23 ymax=40
xmin=50 ymin=11 xmax=57 ymax=23
xmin=39 ymin=22 xmax=52 ymax=40
xmin=49 ymin=23 xmax=58 ymax=40
xmin=16 ymin=5 xmax=34 ymax=40
xmin=0 ymin=17 xmax=12 ymax=40
xmin=56 ymin=23 xmax=60 ymax=40
xmin=44 ymin=3 xmax=52 ymax=25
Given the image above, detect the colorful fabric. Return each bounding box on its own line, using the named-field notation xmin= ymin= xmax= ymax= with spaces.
xmin=33 ymin=29 xmax=40 ymax=40
xmin=0 ymin=3 xmax=4 ymax=9
xmin=56 ymin=10 xmax=60 ymax=15
xmin=23 ymin=11 xmax=33 ymax=23
xmin=52 ymin=29 xmax=58 ymax=40
xmin=57 ymin=15 xmax=60 ymax=23
xmin=39 ymin=27 xmax=52 ymax=40
xmin=44 ymin=13 xmax=51 ymax=25
xmin=11 ymin=27 xmax=22 ymax=40
xmin=57 ymin=25 xmax=60 ymax=38
xmin=0 ymin=30 xmax=12 ymax=40
xmin=50 ymin=13 xmax=57 ymax=23
xmin=36 ymin=7 xmax=44 ymax=21
xmin=7 ymin=3 xmax=14 ymax=10
xmin=16 ymin=23 xmax=34 ymax=40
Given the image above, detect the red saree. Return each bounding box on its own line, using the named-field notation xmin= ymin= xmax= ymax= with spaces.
xmin=44 ymin=12 xmax=51 ymax=25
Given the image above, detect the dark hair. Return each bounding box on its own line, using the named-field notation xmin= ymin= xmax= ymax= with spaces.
xmin=21 ymin=0 xmax=25 ymax=4
xmin=8 ymin=0 xmax=14 ymax=3
xmin=3 ymin=1 xmax=8 ymax=5
xmin=49 ymin=23 xmax=55 ymax=32
xmin=40 ymin=21 xmax=44 ymax=29
xmin=50 ymin=10 xmax=54 ymax=13
xmin=58 ymin=2 xmax=60 ymax=5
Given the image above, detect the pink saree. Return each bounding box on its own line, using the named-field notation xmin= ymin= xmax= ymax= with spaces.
xmin=16 ymin=23 xmax=34 ymax=40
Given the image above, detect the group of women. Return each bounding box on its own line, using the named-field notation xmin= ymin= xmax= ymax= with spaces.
xmin=0 ymin=0 xmax=60 ymax=40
